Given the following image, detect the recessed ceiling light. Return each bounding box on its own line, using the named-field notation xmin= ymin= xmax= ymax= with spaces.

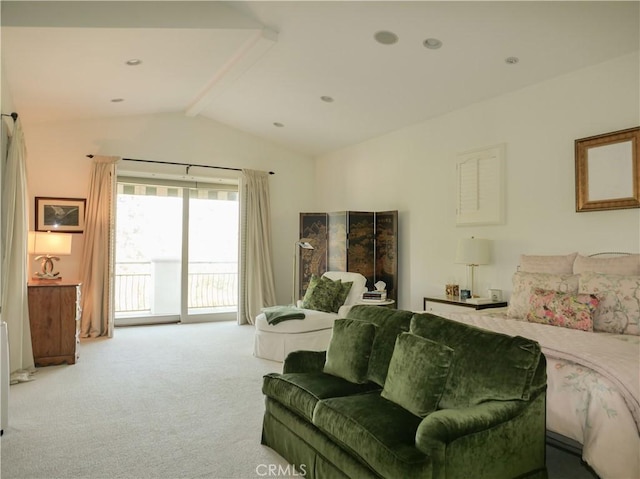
xmin=273 ymin=122 xmax=284 ymax=128
xmin=125 ymin=59 xmax=142 ymax=66
xmin=423 ymin=38 xmax=443 ymax=49
xmin=111 ymin=98 xmax=124 ymax=103
xmin=505 ymin=56 xmax=519 ymax=64
xmin=374 ymin=31 xmax=399 ymax=45
xmin=320 ymin=96 xmax=334 ymax=103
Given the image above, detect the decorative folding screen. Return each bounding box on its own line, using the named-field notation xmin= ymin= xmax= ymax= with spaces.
xmin=299 ymin=211 xmax=398 ymax=303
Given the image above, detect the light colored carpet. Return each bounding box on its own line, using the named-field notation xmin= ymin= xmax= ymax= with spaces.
xmin=1 ymin=322 xmax=290 ymax=479
xmin=1 ymin=321 xmax=596 ymax=479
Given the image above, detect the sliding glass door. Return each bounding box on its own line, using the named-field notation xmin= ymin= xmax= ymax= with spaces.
xmin=114 ymin=178 xmax=238 ymax=325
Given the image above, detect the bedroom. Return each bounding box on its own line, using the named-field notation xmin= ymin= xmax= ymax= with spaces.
xmin=1 ymin=1 xmax=639 ymax=478
xmin=2 ymin=1 xmax=637 ymax=308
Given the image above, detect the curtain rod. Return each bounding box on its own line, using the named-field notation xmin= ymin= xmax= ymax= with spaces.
xmin=86 ymin=155 xmax=274 ymax=175
xmin=1 ymin=112 xmax=18 ymax=122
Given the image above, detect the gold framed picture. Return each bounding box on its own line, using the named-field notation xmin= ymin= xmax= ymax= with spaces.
xmin=575 ymin=127 xmax=640 ymax=212
xmin=35 ymin=197 xmax=86 ymax=233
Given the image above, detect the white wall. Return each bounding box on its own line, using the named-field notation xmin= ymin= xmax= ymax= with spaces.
xmin=23 ymin=113 xmax=315 ymax=305
xmin=314 ymin=53 xmax=640 ymax=311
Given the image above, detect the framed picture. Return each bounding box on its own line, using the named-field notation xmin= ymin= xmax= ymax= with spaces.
xmin=35 ymin=197 xmax=86 ymax=233
xmin=575 ymin=127 xmax=640 ymax=212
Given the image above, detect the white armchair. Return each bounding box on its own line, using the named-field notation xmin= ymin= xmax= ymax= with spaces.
xmin=253 ymin=271 xmax=367 ymax=362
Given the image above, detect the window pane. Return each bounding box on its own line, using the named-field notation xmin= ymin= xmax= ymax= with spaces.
xmin=187 ymin=188 xmax=238 ymax=315
xmin=115 ymin=184 xmax=182 ymax=318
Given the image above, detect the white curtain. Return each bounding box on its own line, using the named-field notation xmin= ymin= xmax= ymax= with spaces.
xmin=1 ymin=119 xmax=33 ymax=373
xmin=79 ymin=155 xmax=120 ymax=338
xmin=238 ymin=169 xmax=276 ymax=325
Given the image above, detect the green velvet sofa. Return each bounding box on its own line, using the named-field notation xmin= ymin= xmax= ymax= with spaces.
xmin=261 ymin=305 xmax=547 ymax=479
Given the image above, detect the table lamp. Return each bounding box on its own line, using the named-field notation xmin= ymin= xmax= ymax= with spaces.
xmin=455 ymin=237 xmax=490 ymax=297
xmin=28 ymin=231 xmax=72 ymax=280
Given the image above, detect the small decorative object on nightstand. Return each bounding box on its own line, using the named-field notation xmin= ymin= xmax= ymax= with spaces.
xmin=423 ymin=295 xmax=507 ymax=315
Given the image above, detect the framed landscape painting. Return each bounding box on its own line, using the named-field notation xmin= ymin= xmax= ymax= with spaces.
xmin=35 ymin=197 xmax=86 ymax=233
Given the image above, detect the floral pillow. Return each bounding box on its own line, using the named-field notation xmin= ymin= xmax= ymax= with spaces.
xmin=526 ymin=288 xmax=599 ymax=331
xmin=507 ymin=272 xmax=580 ymax=319
xmin=579 ymin=272 xmax=640 ymax=335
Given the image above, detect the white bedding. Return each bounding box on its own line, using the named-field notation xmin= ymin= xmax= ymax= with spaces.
xmin=437 ymin=310 xmax=640 ymax=479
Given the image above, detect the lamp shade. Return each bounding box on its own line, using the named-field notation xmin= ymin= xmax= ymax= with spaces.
xmin=28 ymin=231 xmax=72 ymax=256
xmin=455 ymin=238 xmax=490 ymax=265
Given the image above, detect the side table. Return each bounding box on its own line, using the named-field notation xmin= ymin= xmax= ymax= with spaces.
xmin=358 ymin=299 xmax=395 ymax=307
xmin=423 ymin=296 xmax=507 ymax=315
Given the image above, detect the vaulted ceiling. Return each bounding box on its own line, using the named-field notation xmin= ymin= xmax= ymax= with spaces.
xmin=2 ymin=1 xmax=638 ymax=156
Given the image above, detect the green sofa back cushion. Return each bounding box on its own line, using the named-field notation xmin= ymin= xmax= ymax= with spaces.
xmin=302 ymin=275 xmax=345 ymax=313
xmin=324 ymin=318 xmax=378 ymax=384
xmin=381 ymin=333 xmax=454 ymax=417
xmin=346 ymin=305 xmax=413 ymax=386
xmin=410 ymin=313 xmax=541 ymax=409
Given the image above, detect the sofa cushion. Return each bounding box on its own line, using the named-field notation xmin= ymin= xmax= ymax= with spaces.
xmin=410 ymin=313 xmax=541 ymax=409
xmin=345 ymin=305 xmax=413 ymax=386
xmin=381 ymin=333 xmax=454 ymax=417
xmin=324 ymin=318 xmax=378 ymax=384
xmin=262 ymin=372 xmax=380 ymax=422
xmin=255 ymin=308 xmax=337 ymax=333
xmin=313 ymin=391 xmax=432 ymax=479
xmin=302 ymin=275 xmax=345 ymax=313
xmin=335 ymin=281 xmax=354 ymax=311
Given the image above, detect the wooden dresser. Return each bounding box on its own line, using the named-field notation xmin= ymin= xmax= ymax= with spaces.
xmin=27 ymin=282 xmax=81 ymax=366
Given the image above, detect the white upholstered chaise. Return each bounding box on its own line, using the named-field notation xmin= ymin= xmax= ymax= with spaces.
xmin=253 ymin=271 xmax=367 ymax=362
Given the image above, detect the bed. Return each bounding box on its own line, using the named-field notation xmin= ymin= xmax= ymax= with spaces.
xmin=438 ymin=252 xmax=640 ymax=479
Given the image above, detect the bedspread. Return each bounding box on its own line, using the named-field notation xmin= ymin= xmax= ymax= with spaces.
xmin=439 ymin=311 xmax=640 ymax=479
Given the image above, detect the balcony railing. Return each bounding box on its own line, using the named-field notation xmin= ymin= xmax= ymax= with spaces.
xmin=115 ymin=261 xmax=238 ymax=315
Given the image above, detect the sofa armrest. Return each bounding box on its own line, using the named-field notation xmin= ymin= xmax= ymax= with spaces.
xmin=415 ymin=399 xmax=527 ymax=455
xmin=283 ymin=350 xmax=327 ymax=374
xmin=337 ymin=304 xmax=354 ymax=317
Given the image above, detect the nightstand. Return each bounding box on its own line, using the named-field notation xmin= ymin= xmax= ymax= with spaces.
xmin=423 ymin=296 xmax=507 ymax=315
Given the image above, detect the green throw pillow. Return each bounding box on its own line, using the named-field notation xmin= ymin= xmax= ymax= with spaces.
xmin=324 ymin=318 xmax=378 ymax=384
xmin=302 ymin=275 xmax=344 ymax=313
xmin=334 ymin=281 xmax=353 ymax=312
xmin=381 ymin=333 xmax=454 ymax=417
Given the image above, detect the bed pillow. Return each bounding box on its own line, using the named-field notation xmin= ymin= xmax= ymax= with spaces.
xmin=573 ymin=254 xmax=640 ymax=276
xmin=301 ymin=275 xmax=344 ymax=313
xmin=507 ymin=272 xmax=580 ymax=319
xmin=526 ymin=288 xmax=598 ymax=332
xmin=381 ymin=333 xmax=453 ymax=417
xmin=324 ymin=318 xmax=378 ymax=384
xmin=579 ymin=272 xmax=640 ymax=335
xmin=519 ymin=253 xmax=577 ymax=274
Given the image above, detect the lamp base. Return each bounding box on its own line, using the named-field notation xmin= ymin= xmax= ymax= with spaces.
xmin=32 ymin=272 xmax=62 ymax=282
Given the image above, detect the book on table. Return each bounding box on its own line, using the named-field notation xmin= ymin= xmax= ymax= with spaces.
xmin=362 ymin=290 xmax=387 ymax=301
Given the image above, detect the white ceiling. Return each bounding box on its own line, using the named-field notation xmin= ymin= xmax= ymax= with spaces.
xmin=2 ymin=1 xmax=639 ymax=156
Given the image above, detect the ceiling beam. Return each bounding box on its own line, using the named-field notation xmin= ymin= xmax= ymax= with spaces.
xmin=185 ymin=28 xmax=278 ymax=118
